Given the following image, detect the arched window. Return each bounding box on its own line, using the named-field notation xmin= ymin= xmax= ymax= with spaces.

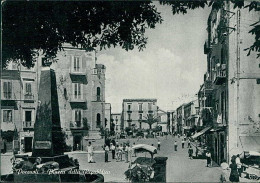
xmin=97 ymin=87 xmax=101 ymax=101
xmin=97 ymin=113 xmax=101 ymax=127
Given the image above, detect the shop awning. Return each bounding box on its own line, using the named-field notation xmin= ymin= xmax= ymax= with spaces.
xmin=191 ymin=126 xmax=211 ymax=139
xmin=239 ymin=136 xmax=260 ymax=152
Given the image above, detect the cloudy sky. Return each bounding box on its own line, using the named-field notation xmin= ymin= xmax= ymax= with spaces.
xmin=97 ymin=2 xmax=211 ymax=113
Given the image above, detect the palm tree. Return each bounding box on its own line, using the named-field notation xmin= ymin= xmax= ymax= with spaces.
xmin=143 ymin=114 xmax=159 ymax=133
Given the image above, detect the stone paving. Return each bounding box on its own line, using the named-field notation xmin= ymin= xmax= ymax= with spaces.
xmin=0 ymin=135 xmax=255 ymax=182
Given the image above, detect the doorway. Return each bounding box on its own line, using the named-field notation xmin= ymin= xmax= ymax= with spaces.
xmin=73 ymin=134 xmax=82 ymax=151
xmin=24 ymin=137 xmax=33 ymax=152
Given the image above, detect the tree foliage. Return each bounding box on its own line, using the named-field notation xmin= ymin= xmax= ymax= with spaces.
xmin=2 ymin=1 xmax=162 ymax=68
xmin=2 ymin=1 xmax=260 ymax=68
xmin=143 ymin=114 xmax=159 ymax=130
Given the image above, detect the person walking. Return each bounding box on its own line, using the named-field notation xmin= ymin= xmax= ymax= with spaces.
xmin=181 ymin=139 xmax=185 ymax=148
xmin=174 ymin=141 xmax=178 ymax=151
xmin=184 ymin=134 xmax=186 ymax=141
xmin=206 ymin=151 xmax=212 ymax=167
xmin=188 ymin=146 xmax=193 ymax=159
xmin=86 ymin=142 xmax=95 ymax=163
xmin=104 ymin=144 xmax=109 ymax=163
xmin=229 ymin=156 xmax=239 ymax=182
xmin=157 ymin=140 xmax=161 ymax=151
xmin=119 ymin=144 xmax=123 ymax=161
xmin=125 ymin=144 xmax=129 ymax=163
xmin=235 ymin=154 xmax=242 ymax=177
xmin=115 ymin=145 xmax=120 ymax=162
xmin=187 ymin=139 xmax=191 ymax=148
xmin=195 ymin=146 xmax=199 ymax=158
xmin=110 ymin=143 xmax=116 ymax=160
xmin=128 ymin=144 xmax=132 ymax=167
xmin=132 ymin=142 xmax=137 ymax=157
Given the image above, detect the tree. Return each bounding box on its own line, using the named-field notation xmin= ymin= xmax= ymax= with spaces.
xmin=2 ymin=1 xmax=162 ymax=68
xmin=143 ymin=114 xmax=159 ymax=131
xmin=2 ymin=1 xmax=259 ymax=68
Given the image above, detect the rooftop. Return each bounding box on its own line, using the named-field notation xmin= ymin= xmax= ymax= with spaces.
xmin=123 ymin=99 xmax=157 ymax=102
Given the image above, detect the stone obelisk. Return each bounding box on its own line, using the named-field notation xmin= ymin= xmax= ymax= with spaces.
xmin=32 ymin=68 xmax=64 ymax=157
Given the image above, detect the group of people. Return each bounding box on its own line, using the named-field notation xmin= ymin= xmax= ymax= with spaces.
xmin=86 ymin=141 xmax=136 ymax=164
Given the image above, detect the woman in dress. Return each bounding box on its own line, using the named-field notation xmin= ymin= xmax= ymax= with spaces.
xmin=206 ymin=151 xmax=212 ymax=167
xmin=229 ymin=156 xmax=239 ymax=182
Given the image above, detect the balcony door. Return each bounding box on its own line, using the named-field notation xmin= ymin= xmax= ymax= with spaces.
xmin=97 ymin=87 xmax=101 ymax=101
xmin=23 ymin=110 xmax=34 ymax=128
xmin=73 ymin=83 xmax=83 ymax=100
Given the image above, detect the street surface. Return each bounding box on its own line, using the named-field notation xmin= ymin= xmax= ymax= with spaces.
xmin=0 ymin=135 xmax=252 ymax=182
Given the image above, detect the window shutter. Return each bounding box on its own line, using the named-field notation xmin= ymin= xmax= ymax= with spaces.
xmin=80 ymin=84 xmax=83 ymax=99
xmin=3 ymin=82 xmax=7 ymax=98
xmin=3 ymin=111 xmax=7 ymax=122
xmin=80 ymin=56 xmax=83 ymax=72
xmin=32 ymin=110 xmax=35 ymax=122
xmin=79 ymin=110 xmax=82 ymax=122
xmin=23 ymin=110 xmax=26 ymax=122
xmin=72 ymin=110 xmax=75 ymax=122
xmin=71 ymin=55 xmax=74 ymax=72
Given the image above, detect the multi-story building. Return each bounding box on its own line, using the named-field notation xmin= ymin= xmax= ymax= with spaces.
xmin=122 ymin=99 xmax=158 ymax=130
xmin=111 ymin=113 xmax=122 ymax=134
xmin=183 ymin=100 xmax=200 ymax=136
xmin=1 ymin=45 xmax=107 ymax=151
xmin=167 ymin=110 xmax=176 ymax=134
xmin=201 ymin=1 xmax=260 ymax=164
xmin=1 ymin=63 xmax=38 ymax=153
xmin=157 ymin=109 xmax=168 ymax=133
xmin=176 ymin=104 xmax=185 ymax=135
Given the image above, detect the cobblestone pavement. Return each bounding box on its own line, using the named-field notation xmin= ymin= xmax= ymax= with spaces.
xmin=0 ymin=136 xmax=255 ymax=182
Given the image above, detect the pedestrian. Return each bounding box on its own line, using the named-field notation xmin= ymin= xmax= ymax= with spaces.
xmin=188 ymin=146 xmax=193 ymax=159
xmin=110 ymin=143 xmax=116 ymax=159
xmin=157 ymin=140 xmax=161 ymax=150
xmin=235 ymin=154 xmax=242 ymax=177
xmin=178 ymin=134 xmax=180 ymax=138
xmin=125 ymin=144 xmax=129 ymax=163
xmin=206 ymin=150 xmax=212 ymax=167
xmin=195 ymin=146 xmax=199 ymax=158
xmin=104 ymin=144 xmax=109 ymax=163
xmin=174 ymin=141 xmax=178 ymax=151
xmin=115 ymin=145 xmax=120 ymax=162
xmin=184 ymin=134 xmax=186 ymax=141
xmin=187 ymin=139 xmax=191 ymax=148
xmin=132 ymin=142 xmax=137 ymax=157
xmin=128 ymin=144 xmax=132 ymax=167
xmin=119 ymin=144 xmax=123 ymax=161
xmin=181 ymin=139 xmax=185 ymax=148
xmin=86 ymin=142 xmax=95 ymax=163
xmin=229 ymin=156 xmax=239 ymax=182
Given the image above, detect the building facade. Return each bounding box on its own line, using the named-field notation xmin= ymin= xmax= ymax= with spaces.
xmin=202 ymin=1 xmax=260 ymax=164
xmin=1 ymin=45 xmax=107 ymax=151
xmin=176 ymin=104 xmax=185 ymax=135
xmin=183 ymin=100 xmax=200 ymax=136
xmin=111 ymin=113 xmax=122 ymax=134
xmin=122 ymin=99 xmax=158 ymax=130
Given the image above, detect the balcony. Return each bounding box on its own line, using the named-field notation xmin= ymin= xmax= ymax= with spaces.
xmin=2 ymin=92 xmax=14 ymax=100
xmin=213 ymin=64 xmax=226 ymax=85
xmin=24 ymin=93 xmax=34 ymax=102
xmin=127 ymin=119 xmax=132 ymax=122
xmin=70 ymin=68 xmax=86 ymax=76
xmin=70 ymin=121 xmax=83 ymax=129
xmin=23 ymin=121 xmax=34 ymax=130
xmin=70 ymin=95 xmax=86 ymax=103
xmin=127 ymin=110 xmax=132 ymax=113
xmin=138 ymin=110 xmax=143 ymax=113
xmin=148 ymin=110 xmax=153 ymax=113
